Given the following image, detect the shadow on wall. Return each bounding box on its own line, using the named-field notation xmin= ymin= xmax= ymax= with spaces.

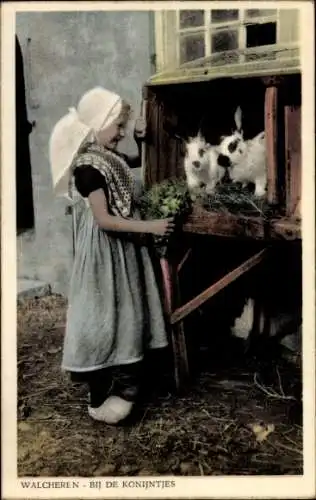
xmin=16 ymin=34 xmax=35 ymax=235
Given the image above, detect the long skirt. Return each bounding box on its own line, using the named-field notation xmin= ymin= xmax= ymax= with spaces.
xmin=62 ymin=205 xmax=168 ymax=373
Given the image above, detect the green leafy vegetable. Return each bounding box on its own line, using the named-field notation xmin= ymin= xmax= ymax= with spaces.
xmin=139 ymin=178 xmax=193 ymax=257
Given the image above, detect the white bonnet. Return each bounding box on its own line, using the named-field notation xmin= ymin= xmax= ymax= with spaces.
xmin=77 ymin=86 xmax=122 ymax=132
xmin=49 ymin=87 xmax=122 ymax=198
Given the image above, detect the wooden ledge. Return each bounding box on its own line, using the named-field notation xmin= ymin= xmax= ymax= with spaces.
xmin=183 ymin=206 xmax=301 ymax=240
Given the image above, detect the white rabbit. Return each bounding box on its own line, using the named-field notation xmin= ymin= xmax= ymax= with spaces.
xmin=183 ymin=132 xmax=225 ymax=195
xmin=218 ymin=107 xmax=267 ymax=197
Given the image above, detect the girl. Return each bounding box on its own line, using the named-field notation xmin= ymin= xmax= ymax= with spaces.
xmin=49 ymin=87 xmax=175 ymax=425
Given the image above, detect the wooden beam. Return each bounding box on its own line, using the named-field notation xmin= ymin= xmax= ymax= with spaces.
xmin=184 ymin=209 xmax=265 ymax=239
xmin=159 ymin=257 xmax=190 ymax=390
xmin=140 ymin=86 xmax=148 ymax=187
xmin=264 ymin=85 xmax=279 ymax=205
xmin=160 ymin=257 xmax=173 ymax=316
xmin=183 ymin=206 xmax=301 ymax=240
xmin=144 ymin=91 xmax=159 ymax=189
xmin=284 ymin=105 xmax=301 ymax=217
xmin=171 ymin=270 xmax=190 ymax=390
xmin=170 ymin=248 xmax=268 ymax=325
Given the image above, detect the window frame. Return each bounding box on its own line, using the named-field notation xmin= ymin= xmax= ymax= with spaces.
xmin=153 ymin=9 xmax=300 ymax=83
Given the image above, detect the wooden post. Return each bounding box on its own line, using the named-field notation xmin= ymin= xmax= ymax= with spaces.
xmin=160 ymin=257 xmax=173 ymax=316
xmin=145 ymin=89 xmax=160 ymax=189
xmin=263 ymin=77 xmax=280 ymax=205
xmin=173 ymin=269 xmax=190 ymax=390
xmin=140 ymin=85 xmax=148 ymax=187
xmin=160 ymin=257 xmax=190 ymax=391
xmin=284 ymin=105 xmax=301 ymax=218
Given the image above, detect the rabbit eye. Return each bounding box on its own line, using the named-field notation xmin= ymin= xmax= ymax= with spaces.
xmin=228 ymin=139 xmax=239 ymax=154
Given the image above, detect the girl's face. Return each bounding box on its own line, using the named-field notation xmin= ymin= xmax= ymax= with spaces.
xmin=96 ymin=107 xmax=130 ymax=150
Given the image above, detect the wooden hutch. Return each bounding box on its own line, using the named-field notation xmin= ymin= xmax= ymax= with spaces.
xmin=140 ymin=8 xmax=301 ymax=389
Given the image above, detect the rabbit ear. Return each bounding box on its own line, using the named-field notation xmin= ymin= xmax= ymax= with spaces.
xmin=234 ymin=106 xmax=242 ymax=132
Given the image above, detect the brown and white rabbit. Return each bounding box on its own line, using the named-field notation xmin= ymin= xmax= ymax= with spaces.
xmin=218 ymin=107 xmax=267 ymax=197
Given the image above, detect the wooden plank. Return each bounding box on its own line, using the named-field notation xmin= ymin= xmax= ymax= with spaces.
xmin=162 ymin=104 xmax=176 ymax=180
xmin=265 ymin=85 xmax=279 ymax=205
xmin=157 ymin=100 xmax=167 ymax=183
xmin=144 ymin=91 xmax=159 ymax=188
xmin=170 ymin=248 xmax=268 ymax=325
xmin=184 ymin=208 xmax=266 ymax=239
xmin=160 ymin=257 xmax=173 ymax=316
xmin=284 ymin=105 xmax=301 ymax=217
xmin=140 ymin=86 xmax=148 ymax=187
xmin=159 ymin=257 xmax=190 ymax=390
xmin=183 ymin=205 xmax=301 ymax=240
xmin=172 ymin=268 xmax=190 ymax=390
xmin=294 ymin=199 xmax=301 ymax=219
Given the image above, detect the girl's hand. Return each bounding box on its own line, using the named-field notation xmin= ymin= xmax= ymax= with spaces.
xmin=148 ymin=218 xmax=175 ymax=236
xmin=134 ymin=117 xmax=147 ymax=141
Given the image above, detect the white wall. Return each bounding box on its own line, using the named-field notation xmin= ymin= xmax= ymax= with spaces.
xmin=16 ymin=11 xmax=153 ymax=295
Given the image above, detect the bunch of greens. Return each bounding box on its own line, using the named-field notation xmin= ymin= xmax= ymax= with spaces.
xmin=139 ymin=178 xmax=193 ymax=256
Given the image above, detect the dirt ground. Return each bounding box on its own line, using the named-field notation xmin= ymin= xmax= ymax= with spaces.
xmin=17 ymin=295 xmax=303 ymax=477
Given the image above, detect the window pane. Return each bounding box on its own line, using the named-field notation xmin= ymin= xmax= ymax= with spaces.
xmin=179 ymin=10 xmax=204 ymax=28
xmin=246 ymin=22 xmax=276 ymax=47
xmin=246 ymin=9 xmax=277 ymax=18
xmin=212 ymin=30 xmax=238 ymax=53
xmin=180 ymin=34 xmax=205 ymax=64
xmin=246 ymin=22 xmax=277 ymax=62
xmin=211 ymin=10 xmax=239 ymax=23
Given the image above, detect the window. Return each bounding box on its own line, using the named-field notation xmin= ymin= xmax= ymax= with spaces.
xmin=153 ymin=9 xmax=300 ymax=82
